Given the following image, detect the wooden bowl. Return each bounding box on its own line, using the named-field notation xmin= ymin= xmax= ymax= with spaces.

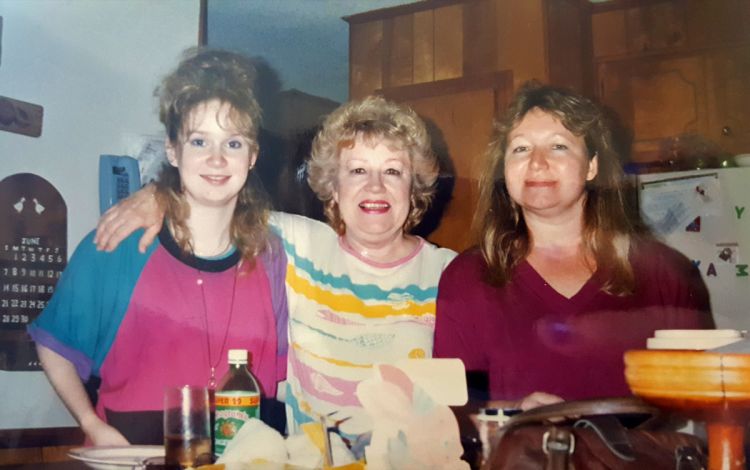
xmin=625 ymin=349 xmax=750 ymax=469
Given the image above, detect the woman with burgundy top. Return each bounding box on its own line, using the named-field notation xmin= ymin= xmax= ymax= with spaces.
xmin=434 ymin=82 xmax=713 ymax=410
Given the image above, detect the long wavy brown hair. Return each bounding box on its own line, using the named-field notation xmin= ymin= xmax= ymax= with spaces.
xmin=474 ymin=81 xmax=636 ymax=295
xmin=154 ymin=47 xmax=269 ymax=262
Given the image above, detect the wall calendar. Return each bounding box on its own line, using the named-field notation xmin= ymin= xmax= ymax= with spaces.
xmin=0 ymin=173 xmax=66 ymax=371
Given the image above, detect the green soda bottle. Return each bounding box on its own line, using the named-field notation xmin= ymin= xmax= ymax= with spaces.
xmin=213 ymin=349 xmax=261 ymax=458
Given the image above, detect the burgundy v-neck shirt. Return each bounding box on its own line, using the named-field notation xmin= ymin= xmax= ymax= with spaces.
xmin=434 ymin=240 xmax=713 ymax=401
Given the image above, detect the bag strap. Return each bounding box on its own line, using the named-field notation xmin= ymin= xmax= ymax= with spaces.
xmin=543 ymin=427 xmax=575 ymax=470
xmin=575 ymin=416 xmax=635 ymax=461
xmin=491 ymin=397 xmax=658 ymax=467
xmin=501 ymin=397 xmax=659 ymax=430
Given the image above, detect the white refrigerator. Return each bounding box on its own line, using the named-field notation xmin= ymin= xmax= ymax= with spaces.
xmin=638 ymin=167 xmax=750 ymax=330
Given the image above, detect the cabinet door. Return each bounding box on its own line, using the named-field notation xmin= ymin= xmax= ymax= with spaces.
xmin=626 ymin=1 xmax=687 ymax=54
xmin=686 ymin=0 xmax=750 ymax=49
xmin=707 ymin=46 xmax=750 ymax=155
xmin=402 ymin=88 xmax=496 ymax=252
xmin=597 ymin=54 xmax=709 ymax=160
xmin=592 ymin=1 xmax=686 ymax=59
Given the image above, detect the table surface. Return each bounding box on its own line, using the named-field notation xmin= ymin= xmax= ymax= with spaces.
xmin=1 ymin=462 xmax=85 ymax=470
xmin=1 ymin=459 xmax=184 ymax=470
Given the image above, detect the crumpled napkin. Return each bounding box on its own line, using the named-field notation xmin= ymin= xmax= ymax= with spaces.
xmin=217 ymin=418 xmax=287 ymax=469
xmin=357 ymin=364 xmax=469 ymax=470
xmin=216 ymin=417 xmax=357 ymax=469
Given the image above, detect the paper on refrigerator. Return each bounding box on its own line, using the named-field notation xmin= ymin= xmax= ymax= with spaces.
xmin=640 ymin=173 xmax=722 ymax=236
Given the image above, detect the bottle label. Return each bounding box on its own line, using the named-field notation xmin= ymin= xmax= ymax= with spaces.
xmin=214 ymin=390 xmax=260 ymax=457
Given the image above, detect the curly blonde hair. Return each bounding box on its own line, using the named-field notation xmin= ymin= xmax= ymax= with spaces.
xmin=307 ymin=95 xmax=438 ymax=234
xmin=154 ymin=47 xmax=269 ymax=262
xmin=475 ymin=81 xmax=636 ymax=295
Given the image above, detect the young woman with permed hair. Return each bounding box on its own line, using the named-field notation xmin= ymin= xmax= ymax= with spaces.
xmin=29 ymin=48 xmax=288 ymax=446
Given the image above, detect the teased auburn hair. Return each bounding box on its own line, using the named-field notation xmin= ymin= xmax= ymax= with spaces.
xmin=154 ymin=47 xmax=269 ymax=262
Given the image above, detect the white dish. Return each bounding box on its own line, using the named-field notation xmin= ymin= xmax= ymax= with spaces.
xmin=647 ymin=337 xmax=742 ymax=350
xmin=653 ymin=329 xmax=742 ymax=338
xmin=68 ymin=445 xmax=163 ymax=470
xmin=648 ymin=329 xmax=744 ymax=350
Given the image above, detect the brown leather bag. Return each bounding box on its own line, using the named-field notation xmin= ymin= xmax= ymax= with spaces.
xmin=485 ymin=397 xmax=706 ymax=470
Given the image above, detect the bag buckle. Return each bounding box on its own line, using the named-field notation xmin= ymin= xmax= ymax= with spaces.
xmin=542 ymin=429 xmax=576 ymax=455
xmin=675 ymin=445 xmax=706 ymax=470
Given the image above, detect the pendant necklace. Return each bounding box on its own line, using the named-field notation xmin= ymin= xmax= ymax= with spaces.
xmin=197 ymin=263 xmax=239 ymax=389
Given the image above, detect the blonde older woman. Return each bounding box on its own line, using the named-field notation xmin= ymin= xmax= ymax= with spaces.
xmin=94 ymin=95 xmax=456 ymax=444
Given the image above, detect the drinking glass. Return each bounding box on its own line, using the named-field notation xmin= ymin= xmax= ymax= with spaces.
xmin=163 ymin=385 xmax=213 ymax=468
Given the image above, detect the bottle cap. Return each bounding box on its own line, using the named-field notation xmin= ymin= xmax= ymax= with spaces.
xmin=228 ymin=349 xmax=248 ymax=364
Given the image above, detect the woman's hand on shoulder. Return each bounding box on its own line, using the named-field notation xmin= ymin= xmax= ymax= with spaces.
xmin=94 ymin=184 xmax=164 ymax=254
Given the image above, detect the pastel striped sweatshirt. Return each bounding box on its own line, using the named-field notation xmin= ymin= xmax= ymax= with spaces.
xmin=269 ymin=212 xmax=456 ymax=441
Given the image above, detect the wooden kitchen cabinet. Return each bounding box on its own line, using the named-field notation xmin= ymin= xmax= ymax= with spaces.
xmin=346 ymin=0 xmax=593 ymax=98
xmin=706 ymin=45 xmax=750 ymax=155
xmin=593 ymin=0 xmax=750 ymax=161
xmin=592 ymin=0 xmax=750 ymax=59
xmin=596 ymin=53 xmax=710 ymax=159
xmin=592 ymin=1 xmax=687 ymax=58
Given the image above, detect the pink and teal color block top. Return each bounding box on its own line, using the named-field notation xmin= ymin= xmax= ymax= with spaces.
xmin=29 ymin=226 xmax=288 ymax=443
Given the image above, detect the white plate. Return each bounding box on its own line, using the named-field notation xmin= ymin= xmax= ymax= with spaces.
xmin=653 ymin=329 xmax=743 ymax=338
xmin=68 ymin=445 xmax=164 ymax=470
xmin=647 ymin=337 xmax=742 ymax=350
xmin=648 ymin=329 xmax=744 ymax=350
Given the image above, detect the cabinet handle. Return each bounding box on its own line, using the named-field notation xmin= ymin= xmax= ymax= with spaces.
xmin=722 ymin=126 xmax=732 ymax=136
